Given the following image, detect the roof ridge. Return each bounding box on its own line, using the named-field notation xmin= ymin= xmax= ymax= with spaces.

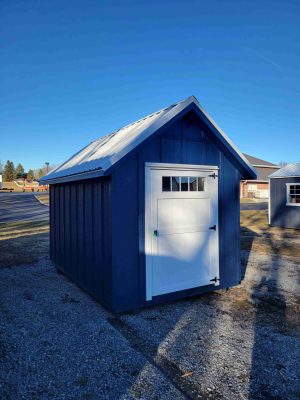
xmin=40 ymin=95 xmax=256 ymax=184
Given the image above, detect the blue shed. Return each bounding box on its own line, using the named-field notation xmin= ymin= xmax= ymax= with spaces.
xmin=40 ymin=96 xmax=256 ymax=312
xmin=269 ymin=163 xmax=300 ymax=229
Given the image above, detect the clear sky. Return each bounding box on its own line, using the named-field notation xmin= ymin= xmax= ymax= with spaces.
xmin=1 ymin=0 xmax=299 ymax=170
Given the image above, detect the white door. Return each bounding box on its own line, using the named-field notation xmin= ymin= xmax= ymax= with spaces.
xmin=145 ymin=163 xmax=219 ymax=300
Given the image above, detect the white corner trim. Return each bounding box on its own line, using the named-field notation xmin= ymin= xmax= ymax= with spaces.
xmin=268 ymin=179 xmax=271 ymax=224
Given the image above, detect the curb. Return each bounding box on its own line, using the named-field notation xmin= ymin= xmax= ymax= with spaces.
xmin=34 ymin=194 xmax=49 ymax=207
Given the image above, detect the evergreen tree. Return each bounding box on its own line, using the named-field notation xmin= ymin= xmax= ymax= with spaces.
xmin=38 ymin=168 xmax=45 ymax=178
xmin=27 ymin=169 xmax=35 ymax=180
xmin=4 ymin=160 xmax=15 ymax=181
xmin=15 ymin=163 xmax=25 ymax=178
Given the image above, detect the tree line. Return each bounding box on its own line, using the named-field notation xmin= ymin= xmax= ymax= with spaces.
xmin=0 ymin=160 xmax=52 ymax=182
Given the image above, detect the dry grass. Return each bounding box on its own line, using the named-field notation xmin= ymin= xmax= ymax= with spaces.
xmin=0 ymin=220 xmax=49 ymax=268
xmin=35 ymin=193 xmax=49 ymax=206
xmin=240 ymin=210 xmax=300 ymax=258
xmin=0 ymin=181 xmax=23 ymax=192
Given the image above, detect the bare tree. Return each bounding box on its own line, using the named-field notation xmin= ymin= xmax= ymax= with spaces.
xmin=278 ymin=161 xmax=289 ymax=168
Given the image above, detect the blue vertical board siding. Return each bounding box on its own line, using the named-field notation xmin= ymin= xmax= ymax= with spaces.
xmin=161 ymin=138 xmax=182 ymax=163
xmin=111 ymin=155 xmax=140 ymax=311
xmin=92 ymin=181 xmax=103 ymax=300
xmin=219 ymin=154 xmax=241 ymax=285
xmin=49 ymin=186 xmax=55 ymax=261
xmin=70 ymin=184 xmax=78 ymax=281
xmin=51 ymin=178 xmax=113 ymax=309
xmin=64 ymin=184 xmax=71 ymax=276
xmin=84 ymin=183 xmax=94 ymax=294
xmin=101 ymin=177 xmax=113 ymax=307
xmin=270 ymin=177 xmax=300 ymax=229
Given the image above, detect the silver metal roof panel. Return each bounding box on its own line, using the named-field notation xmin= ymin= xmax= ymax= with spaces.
xmin=269 ymin=163 xmax=300 ymax=178
xmin=40 ymin=96 xmax=256 ymax=183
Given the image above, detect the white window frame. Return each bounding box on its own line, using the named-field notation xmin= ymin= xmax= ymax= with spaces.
xmin=248 ymin=184 xmax=257 ymax=191
xmin=286 ymin=183 xmax=300 ymax=206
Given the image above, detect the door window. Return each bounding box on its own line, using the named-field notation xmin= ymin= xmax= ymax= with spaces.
xmin=162 ymin=176 xmax=205 ymax=192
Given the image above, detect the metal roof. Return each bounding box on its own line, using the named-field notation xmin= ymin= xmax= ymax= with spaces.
xmin=40 ymin=96 xmax=256 ymax=184
xmin=269 ymin=163 xmax=300 ymax=178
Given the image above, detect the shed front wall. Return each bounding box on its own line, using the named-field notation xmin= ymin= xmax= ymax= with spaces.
xmin=50 ymin=177 xmax=112 ymax=308
xmin=270 ymin=177 xmax=300 ymax=229
xmin=111 ymin=111 xmax=241 ymax=312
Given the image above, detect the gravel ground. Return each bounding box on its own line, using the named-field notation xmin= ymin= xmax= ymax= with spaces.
xmin=0 ymin=251 xmax=299 ymax=399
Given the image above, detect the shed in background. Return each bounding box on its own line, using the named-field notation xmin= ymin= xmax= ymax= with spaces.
xmin=40 ymin=96 xmax=256 ymax=312
xmin=269 ymin=163 xmax=300 ymax=229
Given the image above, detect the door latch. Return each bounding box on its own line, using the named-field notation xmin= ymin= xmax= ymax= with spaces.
xmin=153 ymin=230 xmax=158 ymax=237
xmin=208 ymin=172 xmax=218 ymax=179
xmin=209 ymin=225 xmax=216 ymax=231
xmin=210 ymin=276 xmax=220 ymax=284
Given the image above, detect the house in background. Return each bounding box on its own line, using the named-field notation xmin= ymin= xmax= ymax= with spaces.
xmin=240 ymin=154 xmax=279 ymax=199
xmin=269 ymin=163 xmax=300 ymax=229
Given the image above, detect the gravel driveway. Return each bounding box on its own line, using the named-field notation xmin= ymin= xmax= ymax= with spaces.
xmin=0 ymin=248 xmax=299 ymax=400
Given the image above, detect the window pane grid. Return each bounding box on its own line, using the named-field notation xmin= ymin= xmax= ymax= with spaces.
xmin=288 ymin=185 xmax=300 ymax=204
xmin=162 ymin=176 xmax=205 ymax=192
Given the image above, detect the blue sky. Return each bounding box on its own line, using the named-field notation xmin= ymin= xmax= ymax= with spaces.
xmin=1 ymin=0 xmax=299 ymax=170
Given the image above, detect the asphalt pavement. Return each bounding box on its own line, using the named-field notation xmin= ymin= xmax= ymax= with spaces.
xmin=0 ymin=192 xmax=49 ymax=223
xmin=240 ymin=201 xmax=268 ymax=210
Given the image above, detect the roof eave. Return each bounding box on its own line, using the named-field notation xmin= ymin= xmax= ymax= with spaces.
xmin=39 ymin=168 xmax=104 ymax=185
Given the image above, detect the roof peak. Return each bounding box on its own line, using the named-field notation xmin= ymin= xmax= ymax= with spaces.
xmin=40 ymin=95 xmax=256 ymax=184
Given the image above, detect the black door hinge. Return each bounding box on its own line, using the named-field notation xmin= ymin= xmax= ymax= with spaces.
xmin=209 ymin=225 xmax=216 ymax=231
xmin=209 ymin=172 xmax=218 ymax=179
xmin=210 ymin=276 xmax=220 ymax=283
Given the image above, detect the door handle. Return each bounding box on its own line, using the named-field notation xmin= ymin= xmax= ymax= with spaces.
xmin=153 ymin=230 xmax=158 ymax=237
xmin=209 ymin=225 xmax=216 ymax=231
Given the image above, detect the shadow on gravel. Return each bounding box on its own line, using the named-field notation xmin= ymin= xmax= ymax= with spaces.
xmin=0 ymin=220 xmax=49 ymax=265
xmin=246 ymin=230 xmax=300 ymax=400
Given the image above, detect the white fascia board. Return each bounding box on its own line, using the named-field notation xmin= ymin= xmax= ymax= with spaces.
xmin=40 ymin=169 xmax=104 ymax=185
xmin=253 ymin=164 xmax=280 ymax=168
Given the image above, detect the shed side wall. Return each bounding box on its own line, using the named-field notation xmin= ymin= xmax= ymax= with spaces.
xmin=111 ymin=111 xmax=241 ymax=312
xmin=50 ymin=177 xmax=112 ymax=308
xmin=270 ymin=177 xmax=300 ymax=229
